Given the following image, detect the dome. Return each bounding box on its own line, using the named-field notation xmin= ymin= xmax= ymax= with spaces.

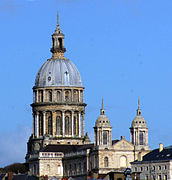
xmin=35 ymin=58 xmax=83 ymax=87
xmin=131 ymin=115 xmax=147 ymax=128
xmin=95 ymin=114 xmax=111 ymax=127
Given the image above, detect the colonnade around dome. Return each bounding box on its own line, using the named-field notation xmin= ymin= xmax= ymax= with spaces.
xmin=32 ymin=109 xmax=85 ymax=139
xmin=33 ymin=87 xmax=84 ymax=104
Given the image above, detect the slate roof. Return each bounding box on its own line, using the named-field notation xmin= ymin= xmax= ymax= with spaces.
xmin=112 ymin=140 xmax=119 ymax=145
xmin=41 ymin=144 xmax=94 ymax=153
xmin=132 ymin=145 xmax=172 ymax=164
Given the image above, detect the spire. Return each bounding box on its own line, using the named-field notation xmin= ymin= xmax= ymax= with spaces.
xmin=51 ymin=12 xmax=66 ymax=58
xmin=100 ymin=98 xmax=105 ymax=115
xmin=138 ymin=98 xmax=140 ymax=109
xmin=57 ymin=11 xmax=59 ymax=27
xmin=137 ymin=98 xmax=142 ymax=116
xmin=102 ymin=98 xmax=104 ymax=109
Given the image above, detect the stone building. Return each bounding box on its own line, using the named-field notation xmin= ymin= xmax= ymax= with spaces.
xmin=131 ymin=144 xmax=172 ymax=180
xmin=25 ymin=15 xmax=150 ymax=179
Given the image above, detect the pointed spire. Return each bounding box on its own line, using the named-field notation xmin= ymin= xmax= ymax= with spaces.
xmin=102 ymin=98 xmax=104 ymax=109
xmin=100 ymin=98 xmax=105 ymax=115
xmin=138 ymin=98 xmax=140 ymax=109
xmin=137 ymin=98 xmax=142 ymax=116
xmin=57 ymin=11 xmax=59 ymax=27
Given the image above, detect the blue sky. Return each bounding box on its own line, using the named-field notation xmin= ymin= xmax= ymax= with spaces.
xmin=0 ymin=0 xmax=172 ymax=167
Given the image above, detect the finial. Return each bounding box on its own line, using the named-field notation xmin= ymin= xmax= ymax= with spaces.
xmin=137 ymin=98 xmax=141 ymax=116
xmin=57 ymin=11 xmax=59 ymax=27
xmin=138 ymin=97 xmax=140 ymax=109
xmin=102 ymin=98 xmax=104 ymax=109
xmin=100 ymin=98 xmax=105 ymax=115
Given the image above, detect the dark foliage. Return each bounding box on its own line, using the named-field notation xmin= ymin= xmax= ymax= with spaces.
xmin=0 ymin=163 xmax=29 ymax=174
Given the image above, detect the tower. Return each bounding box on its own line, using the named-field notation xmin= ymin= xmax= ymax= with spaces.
xmin=26 ymin=14 xmax=89 ymax=162
xmin=130 ymin=99 xmax=150 ymax=151
xmin=94 ymin=99 xmax=112 ymax=147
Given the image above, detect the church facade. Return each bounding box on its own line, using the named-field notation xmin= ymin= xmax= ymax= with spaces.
xmin=25 ymin=15 xmax=150 ymax=179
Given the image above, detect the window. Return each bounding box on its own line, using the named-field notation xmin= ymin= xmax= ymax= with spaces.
xmin=74 ymin=90 xmax=78 ymax=102
xmin=74 ymin=116 xmax=77 ymax=135
xmin=159 ymin=166 xmax=161 ymax=170
xmin=57 ymin=91 xmax=61 ymax=101
xmin=65 ymin=116 xmax=69 ymax=135
xmin=104 ymin=157 xmax=108 ymax=167
xmin=65 ymin=91 xmax=69 ymax=102
xmin=56 ymin=116 xmax=62 ymax=135
xmin=58 ymin=38 xmax=63 ymax=49
xmin=39 ymin=113 xmax=43 ymax=136
xmin=103 ymin=131 xmax=108 ymax=145
xmin=159 ymin=175 xmax=161 ymax=180
xmin=48 ymin=116 xmax=52 ymax=135
xmin=49 ymin=91 xmax=52 ymax=102
xmin=139 ymin=131 xmax=144 ymax=145
xmin=165 ymin=175 xmax=167 ymax=180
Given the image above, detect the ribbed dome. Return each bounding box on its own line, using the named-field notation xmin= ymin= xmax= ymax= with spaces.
xmin=35 ymin=58 xmax=83 ymax=87
xmin=131 ymin=115 xmax=147 ymax=128
xmin=95 ymin=114 xmax=111 ymax=127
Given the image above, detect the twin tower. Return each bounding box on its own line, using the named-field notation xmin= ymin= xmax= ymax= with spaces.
xmin=26 ymin=15 xmax=150 ymax=168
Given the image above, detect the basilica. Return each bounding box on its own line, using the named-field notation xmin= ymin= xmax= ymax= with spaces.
xmin=25 ymin=15 xmax=150 ymax=179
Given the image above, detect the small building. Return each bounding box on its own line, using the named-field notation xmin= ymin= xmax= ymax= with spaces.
xmin=131 ymin=144 xmax=172 ymax=180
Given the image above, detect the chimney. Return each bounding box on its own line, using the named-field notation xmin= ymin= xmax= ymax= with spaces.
xmin=138 ymin=152 xmax=143 ymax=161
xmin=121 ymin=136 xmax=125 ymax=140
xmin=159 ymin=143 xmax=163 ymax=152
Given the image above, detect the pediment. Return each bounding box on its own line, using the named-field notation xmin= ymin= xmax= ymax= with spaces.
xmin=113 ymin=139 xmax=134 ymax=151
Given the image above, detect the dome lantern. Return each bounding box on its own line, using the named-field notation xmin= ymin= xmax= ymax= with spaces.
xmin=51 ymin=12 xmax=66 ymax=58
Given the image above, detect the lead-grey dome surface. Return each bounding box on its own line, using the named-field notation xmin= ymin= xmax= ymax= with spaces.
xmin=35 ymin=59 xmax=83 ymax=87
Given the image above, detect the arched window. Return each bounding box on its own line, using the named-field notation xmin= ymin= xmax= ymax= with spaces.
xmin=56 ymin=116 xmax=62 ymax=135
xmin=103 ymin=131 xmax=108 ymax=145
xmin=65 ymin=116 xmax=69 ymax=135
xmin=39 ymin=113 xmax=43 ymax=136
xmin=139 ymin=131 xmax=144 ymax=145
xmin=65 ymin=91 xmax=69 ymax=102
xmin=48 ymin=116 xmax=52 ymax=135
xmin=58 ymin=38 xmax=62 ymax=49
xmin=81 ymin=91 xmax=83 ymax=102
xmin=57 ymin=91 xmax=61 ymax=102
xmin=74 ymin=90 xmax=78 ymax=102
xmin=49 ymin=91 xmax=52 ymax=102
xmin=74 ymin=116 xmax=77 ymax=136
xmin=120 ymin=156 xmax=127 ymax=167
xmin=104 ymin=157 xmax=108 ymax=167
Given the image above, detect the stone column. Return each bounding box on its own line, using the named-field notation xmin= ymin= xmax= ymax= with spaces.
xmin=52 ymin=111 xmax=56 ymax=136
xmin=71 ymin=89 xmax=74 ymax=102
xmin=82 ymin=91 xmax=84 ymax=103
xmin=33 ymin=113 xmax=35 ymax=138
xmin=82 ymin=112 xmax=85 ymax=137
xmin=43 ymin=111 xmax=46 ymax=135
xmin=36 ymin=112 xmax=39 ymax=138
xmin=36 ymin=90 xmax=38 ymax=103
xmin=97 ymin=129 xmax=99 ymax=146
xmin=62 ymin=89 xmax=65 ymax=102
xmin=52 ymin=89 xmax=55 ymax=102
xmin=62 ymin=111 xmax=65 ymax=136
xmin=78 ymin=90 xmax=81 ymax=102
xmin=43 ymin=90 xmax=46 ymax=102
xmin=71 ymin=111 xmax=74 ymax=136
xmin=78 ymin=112 xmax=81 ymax=137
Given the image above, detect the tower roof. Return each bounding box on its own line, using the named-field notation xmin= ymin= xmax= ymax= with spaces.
xmin=131 ymin=98 xmax=147 ymax=128
xmin=95 ymin=99 xmax=111 ymax=127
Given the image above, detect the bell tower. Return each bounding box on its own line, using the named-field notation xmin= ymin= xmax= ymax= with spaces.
xmin=94 ymin=99 xmax=112 ymax=147
xmin=130 ymin=99 xmax=150 ymax=151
